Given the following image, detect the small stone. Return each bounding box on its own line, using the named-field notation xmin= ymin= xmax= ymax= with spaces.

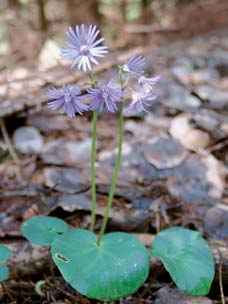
xmin=145 ymin=114 xmax=172 ymax=130
xmin=156 ymin=286 xmax=212 ymax=304
xmin=41 ymin=140 xmax=66 ymax=165
xmin=193 ymin=110 xmax=220 ymax=132
xmin=168 ymin=154 xmax=225 ymax=208
xmin=181 ymin=129 xmax=210 ymax=150
xmin=125 ymin=120 xmax=151 ymax=137
xmin=204 ymin=204 xmax=228 ymax=239
xmin=172 ymin=66 xmax=219 ymax=86
xmin=220 ymin=122 xmax=228 ymax=135
xmin=57 ymin=194 xmax=91 ymax=212
xmin=143 ymin=136 xmax=187 ymax=169
xmin=65 ymin=139 xmax=91 ymax=164
xmin=170 ymin=114 xmax=210 ymax=150
xmin=108 ymin=209 xmax=150 ymax=232
xmin=28 ymin=113 xmax=70 ymax=132
xmin=44 ymin=167 xmax=88 ymax=194
xmin=164 ymin=83 xmax=201 ymax=111
xmin=170 ymin=113 xmax=192 ymax=135
xmin=41 ymin=139 xmax=91 ymax=165
xmin=38 ymin=39 xmax=61 ymax=70
xmin=195 ymin=85 xmax=228 ymax=110
xmin=202 ymin=154 xmax=225 ymax=199
xmin=98 ymin=142 xmax=132 ymax=162
xmin=13 ymin=126 xmax=44 ymax=154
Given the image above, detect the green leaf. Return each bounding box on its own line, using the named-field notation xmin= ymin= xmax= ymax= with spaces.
xmin=151 ymin=227 xmax=215 ymax=296
xmin=0 ymin=245 xmax=11 ymax=261
xmin=21 ymin=216 xmax=68 ymax=246
xmin=0 ymin=264 xmax=9 ymax=282
xmin=51 ymin=229 xmax=149 ymax=301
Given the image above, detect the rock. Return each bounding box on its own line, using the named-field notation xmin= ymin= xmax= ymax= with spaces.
xmin=220 ymin=122 xmax=228 ymax=135
xmin=125 ymin=120 xmax=152 ymax=138
xmin=169 ymin=114 xmax=210 ymax=150
xmin=168 ymin=154 xmax=225 ymax=208
xmin=156 ymin=287 xmax=212 ymax=304
xmin=57 ymin=193 xmax=92 ymax=212
xmin=41 ymin=139 xmax=91 ymax=165
xmin=98 ymin=142 xmax=133 ymax=162
xmin=41 ymin=140 xmax=65 ymax=165
xmin=108 ymin=209 xmax=150 ymax=232
xmin=180 ymin=129 xmax=210 ymax=150
xmin=140 ymin=150 xmax=225 ymax=210
xmin=38 ymin=39 xmax=61 ymax=70
xmin=130 ymin=198 xmax=154 ymax=212
xmin=195 ymin=85 xmax=228 ymax=110
xmin=201 ymin=154 xmax=225 ymax=199
xmin=28 ymin=113 xmax=70 ymax=132
xmin=214 ymin=77 xmax=228 ymax=90
xmin=65 ymin=139 xmax=91 ymax=164
xmin=192 ymin=110 xmax=228 ymax=139
xmin=172 ymin=66 xmax=219 ymax=86
xmin=208 ymin=50 xmax=228 ymax=75
xmin=44 ymin=167 xmax=88 ymax=194
xmin=13 ymin=126 xmax=44 ymax=154
xmin=171 ymin=66 xmax=194 ymax=85
xmin=143 ymin=136 xmax=188 ymax=169
xmin=204 ymin=204 xmax=228 ymax=239
xmin=192 ymin=110 xmax=220 ymax=133
xmin=164 ymin=83 xmax=201 ymax=111
xmin=145 ymin=114 xmax=172 ymax=130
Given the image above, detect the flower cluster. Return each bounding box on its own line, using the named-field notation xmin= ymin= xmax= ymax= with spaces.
xmin=118 ymin=54 xmax=160 ymax=114
xmin=46 ymin=24 xmax=160 ymax=117
xmin=88 ymin=81 xmax=124 ymax=113
xmin=47 ymin=84 xmax=88 ymax=118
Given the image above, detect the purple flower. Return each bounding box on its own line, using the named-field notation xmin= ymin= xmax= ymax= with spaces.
xmin=88 ymin=81 xmax=124 ymax=113
xmin=61 ymin=24 xmax=108 ymax=72
xmin=47 ymin=84 xmax=88 ymax=117
xmin=138 ymin=75 xmax=161 ymax=93
xmin=125 ymin=90 xmax=157 ymax=114
xmin=122 ymin=54 xmax=145 ymax=75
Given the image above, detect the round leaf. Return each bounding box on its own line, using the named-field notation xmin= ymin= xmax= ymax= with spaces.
xmin=0 ymin=245 xmax=11 ymax=261
xmin=51 ymin=229 xmax=149 ymax=301
xmin=151 ymin=227 xmax=215 ymax=296
xmin=21 ymin=216 xmax=68 ymax=246
xmin=0 ymin=264 xmax=9 ymax=282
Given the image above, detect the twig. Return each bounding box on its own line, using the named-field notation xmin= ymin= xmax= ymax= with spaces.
xmin=218 ymin=248 xmax=225 ymax=304
xmin=0 ymin=118 xmax=19 ymax=164
xmin=37 ymin=0 xmax=47 ymax=31
xmin=207 ymin=140 xmax=228 ymax=153
xmin=133 ymin=265 xmax=164 ymax=304
xmin=125 ymin=24 xmax=180 ymax=34
xmin=46 ymin=280 xmax=80 ymax=301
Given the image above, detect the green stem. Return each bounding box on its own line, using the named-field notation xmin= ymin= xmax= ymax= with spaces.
xmin=89 ymin=72 xmax=97 ymax=232
xmin=97 ymin=101 xmax=124 ymax=244
xmin=89 ymin=109 xmax=97 ymax=231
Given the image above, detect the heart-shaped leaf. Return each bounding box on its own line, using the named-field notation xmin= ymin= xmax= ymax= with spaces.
xmin=21 ymin=216 xmax=68 ymax=246
xmin=151 ymin=227 xmax=215 ymax=296
xmin=0 ymin=264 xmax=9 ymax=282
xmin=0 ymin=245 xmax=11 ymax=261
xmin=51 ymin=229 xmax=149 ymax=301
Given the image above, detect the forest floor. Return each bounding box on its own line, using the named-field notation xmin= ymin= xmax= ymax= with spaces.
xmin=0 ymin=8 xmax=228 ymax=303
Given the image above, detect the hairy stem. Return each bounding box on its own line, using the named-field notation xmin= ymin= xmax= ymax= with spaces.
xmin=97 ymin=93 xmax=124 ymax=244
